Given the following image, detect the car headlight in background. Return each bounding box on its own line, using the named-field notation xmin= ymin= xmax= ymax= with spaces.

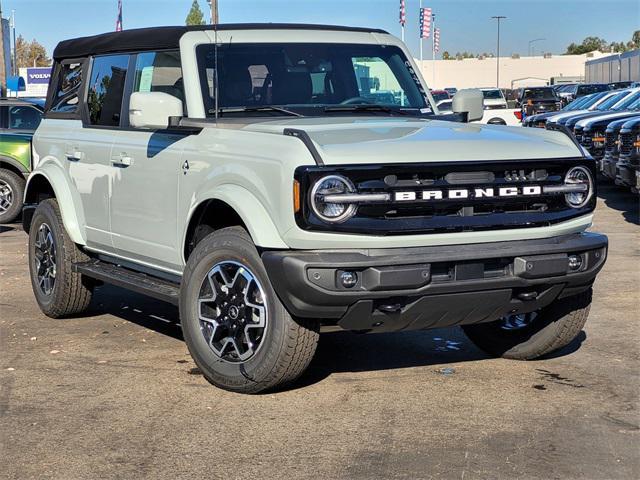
xmin=310 ymin=175 xmax=358 ymax=223
xmin=564 ymin=166 xmax=593 ymax=208
xmin=635 ymin=134 xmax=640 ymax=153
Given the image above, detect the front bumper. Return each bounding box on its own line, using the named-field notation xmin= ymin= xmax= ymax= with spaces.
xmin=615 ymin=160 xmax=640 ymax=190
xmin=262 ymin=233 xmax=608 ymax=333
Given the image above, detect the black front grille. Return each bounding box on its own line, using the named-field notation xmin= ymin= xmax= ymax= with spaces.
xmin=605 ymin=131 xmax=617 ymax=152
xmin=620 ymin=132 xmax=634 ymax=156
xmin=295 ymin=159 xmax=596 ymax=236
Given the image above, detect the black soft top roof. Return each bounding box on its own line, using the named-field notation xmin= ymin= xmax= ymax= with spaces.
xmin=53 ymin=23 xmax=389 ymax=60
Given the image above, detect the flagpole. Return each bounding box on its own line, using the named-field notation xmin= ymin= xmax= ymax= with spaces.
xmin=419 ymin=0 xmax=423 ymax=71
xmin=432 ymin=14 xmax=436 ymax=86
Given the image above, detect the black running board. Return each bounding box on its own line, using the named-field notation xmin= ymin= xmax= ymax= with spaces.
xmin=73 ymin=260 xmax=180 ymax=305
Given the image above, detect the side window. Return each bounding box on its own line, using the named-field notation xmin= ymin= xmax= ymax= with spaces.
xmin=9 ymin=106 xmax=43 ymax=130
xmin=87 ymin=54 xmax=129 ymax=126
xmin=133 ymin=51 xmax=184 ymax=106
xmin=50 ymin=62 xmax=84 ymax=113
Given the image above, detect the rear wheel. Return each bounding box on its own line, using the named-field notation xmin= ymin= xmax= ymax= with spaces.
xmin=179 ymin=227 xmax=319 ymax=393
xmin=462 ymin=290 xmax=592 ymax=360
xmin=28 ymin=199 xmax=94 ymax=318
xmin=0 ymin=169 xmax=25 ymax=224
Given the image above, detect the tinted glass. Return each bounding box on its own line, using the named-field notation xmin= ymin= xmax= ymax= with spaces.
xmin=596 ymin=91 xmax=631 ymax=110
xmin=577 ymin=84 xmax=609 ymax=95
xmin=431 ymin=91 xmax=450 ymax=102
xmin=8 ymin=105 xmax=43 ymax=130
xmin=522 ymin=88 xmax=558 ymax=100
xmin=87 ymin=54 xmax=129 ymax=126
xmin=196 ymin=43 xmax=428 ymax=116
xmin=133 ymin=50 xmax=184 ymax=106
xmin=50 ymin=62 xmax=83 ymax=113
xmin=614 ymin=91 xmax=640 ymax=110
xmin=482 ymin=90 xmax=503 ymax=99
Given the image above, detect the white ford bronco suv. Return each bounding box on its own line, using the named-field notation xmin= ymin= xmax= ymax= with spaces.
xmin=25 ymin=24 xmax=607 ymax=393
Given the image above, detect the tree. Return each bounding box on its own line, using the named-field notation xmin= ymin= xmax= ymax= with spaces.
xmin=565 ymin=36 xmax=608 ymax=55
xmin=15 ymin=35 xmax=51 ymax=68
xmin=442 ymin=51 xmax=451 ymax=60
xmin=185 ymin=0 xmax=205 ymax=26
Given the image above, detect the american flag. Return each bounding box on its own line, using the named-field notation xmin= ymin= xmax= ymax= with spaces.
xmin=420 ymin=7 xmax=432 ymax=39
xmin=434 ymin=28 xmax=441 ymax=53
xmin=399 ymin=0 xmax=406 ymax=26
xmin=115 ymin=0 xmax=123 ymax=32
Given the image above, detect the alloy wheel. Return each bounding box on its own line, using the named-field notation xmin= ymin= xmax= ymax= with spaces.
xmin=34 ymin=223 xmax=57 ymax=296
xmin=198 ymin=261 xmax=268 ymax=363
xmin=0 ymin=179 xmax=13 ymax=214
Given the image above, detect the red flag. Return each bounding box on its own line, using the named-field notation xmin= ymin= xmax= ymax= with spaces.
xmin=420 ymin=7 xmax=432 ymax=39
xmin=116 ymin=0 xmax=123 ymax=32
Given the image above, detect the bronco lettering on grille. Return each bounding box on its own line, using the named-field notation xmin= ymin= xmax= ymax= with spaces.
xmin=393 ymin=186 xmax=543 ymax=201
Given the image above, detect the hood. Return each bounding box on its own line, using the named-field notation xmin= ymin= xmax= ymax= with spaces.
xmin=239 ymin=117 xmax=581 ymax=164
xmin=579 ymin=111 xmax=640 ymax=129
xmin=621 ymin=117 xmax=640 ymax=131
xmin=546 ymin=109 xmax=591 ymax=123
xmin=606 ymin=116 xmax=640 ymax=132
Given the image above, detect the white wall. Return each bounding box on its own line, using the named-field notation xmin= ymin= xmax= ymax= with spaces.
xmin=417 ymin=51 xmax=608 ymax=89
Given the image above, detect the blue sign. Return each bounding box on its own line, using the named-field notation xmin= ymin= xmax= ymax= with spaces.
xmin=7 ymin=76 xmax=26 ymax=91
xmin=26 ymin=67 xmax=52 ymax=85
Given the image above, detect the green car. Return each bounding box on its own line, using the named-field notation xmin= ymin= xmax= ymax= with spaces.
xmin=0 ymin=98 xmax=44 ymax=223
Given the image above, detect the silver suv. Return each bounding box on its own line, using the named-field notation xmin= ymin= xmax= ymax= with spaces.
xmin=24 ymin=24 xmax=607 ymax=393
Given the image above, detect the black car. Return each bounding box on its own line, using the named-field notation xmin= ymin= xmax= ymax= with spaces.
xmin=609 ymin=81 xmax=633 ymax=90
xmin=517 ymin=87 xmax=562 ymax=116
xmin=616 ymin=117 xmax=640 ymax=193
xmin=564 ymin=83 xmax=610 ymax=102
xmin=522 ymin=92 xmax=606 ymax=128
xmin=601 ymin=116 xmax=640 ymax=179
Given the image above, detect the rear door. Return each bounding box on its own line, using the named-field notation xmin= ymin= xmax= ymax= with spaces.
xmin=108 ymin=50 xmax=186 ymax=272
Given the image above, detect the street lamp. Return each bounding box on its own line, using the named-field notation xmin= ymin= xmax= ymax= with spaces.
xmin=207 ymin=0 xmax=219 ymax=24
xmin=491 ymin=16 xmax=506 ymax=88
xmin=528 ymin=38 xmax=546 ymax=57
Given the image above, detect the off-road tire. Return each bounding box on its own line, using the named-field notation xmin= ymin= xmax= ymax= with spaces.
xmin=180 ymin=227 xmax=319 ymax=394
xmin=462 ymin=289 xmax=592 ymax=360
xmin=0 ymin=168 xmax=25 ymax=224
xmin=28 ymin=199 xmax=94 ymax=318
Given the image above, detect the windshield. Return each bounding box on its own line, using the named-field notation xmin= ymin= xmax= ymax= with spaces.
xmin=564 ymin=95 xmax=591 ymax=110
xmin=578 ymin=84 xmax=610 ymax=95
xmin=613 ymin=91 xmax=640 ymax=110
xmin=596 ymin=91 xmax=632 ymax=111
xmin=482 ymin=89 xmax=503 ymax=100
xmin=522 ymin=88 xmax=558 ymax=100
xmin=196 ymin=43 xmax=429 ymax=116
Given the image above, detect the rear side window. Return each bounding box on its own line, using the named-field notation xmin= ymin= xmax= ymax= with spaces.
xmin=133 ymin=50 xmax=184 ymax=105
xmin=50 ymin=62 xmax=84 ymax=114
xmin=9 ymin=106 xmax=43 ymax=130
xmin=87 ymin=54 xmax=130 ymax=126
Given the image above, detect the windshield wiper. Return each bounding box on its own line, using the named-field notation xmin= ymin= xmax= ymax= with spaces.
xmin=214 ymin=106 xmax=303 ymax=117
xmin=324 ymin=104 xmax=413 ymax=115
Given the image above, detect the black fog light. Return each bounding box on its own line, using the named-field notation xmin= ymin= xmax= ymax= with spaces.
xmin=568 ymin=255 xmax=583 ymax=271
xmin=339 ymin=271 xmax=358 ymax=288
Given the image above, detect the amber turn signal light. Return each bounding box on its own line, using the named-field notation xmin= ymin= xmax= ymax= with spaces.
xmin=293 ymin=179 xmax=301 ymax=213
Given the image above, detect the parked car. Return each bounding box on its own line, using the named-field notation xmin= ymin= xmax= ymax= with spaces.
xmin=563 ymin=83 xmax=610 ymax=103
xmin=24 ymin=24 xmax=607 ymax=394
xmin=601 ymin=116 xmax=640 ymax=180
xmin=523 ymin=92 xmax=606 ymax=128
xmin=546 ymin=88 xmax=638 ymax=131
xmin=444 ymin=87 xmax=457 ymax=96
xmin=480 ymin=88 xmax=508 ymax=109
xmin=0 ymin=97 xmax=44 ymax=223
xmin=430 ymin=89 xmax=451 ymax=106
xmin=574 ymin=92 xmax=640 ymax=159
xmin=555 ymin=84 xmax=579 ymax=106
xmin=608 ymin=81 xmax=633 ymax=90
xmin=516 ymin=86 xmax=562 ymax=117
xmin=616 ymin=117 xmax=640 ymax=193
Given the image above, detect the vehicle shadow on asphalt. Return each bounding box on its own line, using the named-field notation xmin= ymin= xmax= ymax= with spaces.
xmin=596 ymin=180 xmax=639 ymax=225
xmin=90 ymin=284 xmax=587 ymax=391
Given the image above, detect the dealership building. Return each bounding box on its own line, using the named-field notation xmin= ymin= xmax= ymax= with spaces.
xmin=585 ymin=50 xmax=640 ymax=84
xmin=418 ymin=51 xmax=611 ymax=90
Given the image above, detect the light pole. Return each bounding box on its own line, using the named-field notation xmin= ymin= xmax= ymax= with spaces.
xmin=491 ymin=16 xmax=506 ymax=88
xmin=528 ymin=38 xmax=545 ymax=57
xmin=207 ymin=0 xmax=219 ymax=24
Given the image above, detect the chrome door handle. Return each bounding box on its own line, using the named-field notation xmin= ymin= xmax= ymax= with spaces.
xmin=65 ymin=151 xmax=84 ymax=162
xmin=111 ymin=154 xmax=133 ymax=167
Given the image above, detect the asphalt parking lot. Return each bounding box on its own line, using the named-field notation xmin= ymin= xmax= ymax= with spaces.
xmin=1 ymin=182 xmax=638 ymax=480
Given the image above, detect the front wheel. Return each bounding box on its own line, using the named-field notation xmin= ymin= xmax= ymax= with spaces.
xmin=179 ymin=227 xmax=319 ymax=394
xmin=462 ymin=290 xmax=592 ymax=360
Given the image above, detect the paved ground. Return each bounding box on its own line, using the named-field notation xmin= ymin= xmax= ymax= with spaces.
xmin=1 ymin=182 xmax=638 ymax=480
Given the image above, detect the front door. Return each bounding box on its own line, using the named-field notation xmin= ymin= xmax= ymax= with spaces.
xmin=109 ymin=50 xmax=187 ymax=272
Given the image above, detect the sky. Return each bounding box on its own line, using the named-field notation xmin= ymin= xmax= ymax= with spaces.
xmin=3 ymin=0 xmax=639 ymax=61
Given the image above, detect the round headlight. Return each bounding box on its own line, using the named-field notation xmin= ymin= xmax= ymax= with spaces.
xmin=564 ymin=166 xmax=593 ymax=208
xmin=310 ymin=175 xmax=357 ymax=223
